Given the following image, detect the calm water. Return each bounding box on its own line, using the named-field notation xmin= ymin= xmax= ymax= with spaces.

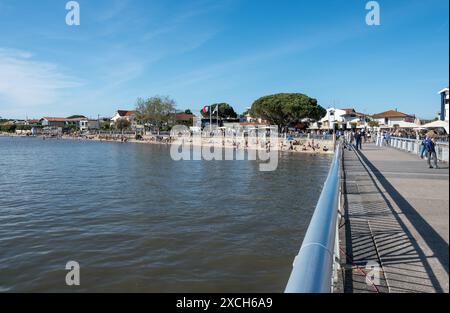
xmin=0 ymin=136 xmax=331 ymax=292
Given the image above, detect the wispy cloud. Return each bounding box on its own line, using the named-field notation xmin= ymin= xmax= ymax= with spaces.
xmin=0 ymin=48 xmax=82 ymax=114
xmin=140 ymin=0 xmax=228 ymax=43
xmin=159 ymin=22 xmax=364 ymax=90
xmin=94 ymin=0 xmax=131 ymax=22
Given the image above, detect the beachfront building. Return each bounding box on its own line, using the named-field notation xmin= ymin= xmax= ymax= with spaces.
xmin=371 ymin=109 xmax=415 ymax=127
xmin=40 ymin=117 xmax=67 ymax=128
xmin=66 ymin=117 xmax=89 ymax=131
xmin=87 ymin=120 xmax=100 ymax=130
xmin=39 ymin=117 xmax=99 ymax=132
xmin=439 ymin=87 xmax=449 ymax=122
xmin=239 ymin=108 xmax=268 ymax=125
xmin=110 ymin=110 xmax=137 ymax=128
xmin=175 ymin=113 xmax=194 ymax=126
xmin=319 ymin=108 xmax=368 ymax=130
xmin=25 ymin=119 xmax=40 ymax=126
xmin=13 ymin=120 xmax=26 ymax=126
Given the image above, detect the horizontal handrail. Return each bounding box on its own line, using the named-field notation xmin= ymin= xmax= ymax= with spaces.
xmin=389 ymin=137 xmax=449 ymax=162
xmin=390 ymin=136 xmax=449 ymax=146
xmin=285 ymin=143 xmax=342 ymax=293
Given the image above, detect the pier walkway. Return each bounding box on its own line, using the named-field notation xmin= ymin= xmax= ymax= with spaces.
xmin=339 ymin=143 xmax=449 ymax=293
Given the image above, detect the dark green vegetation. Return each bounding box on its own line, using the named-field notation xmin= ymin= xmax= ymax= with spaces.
xmin=250 ymin=93 xmax=326 ymax=128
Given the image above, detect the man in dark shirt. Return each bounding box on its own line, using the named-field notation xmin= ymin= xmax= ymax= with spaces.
xmin=425 ymin=138 xmax=438 ymax=169
xmin=355 ymin=131 xmax=362 ymax=151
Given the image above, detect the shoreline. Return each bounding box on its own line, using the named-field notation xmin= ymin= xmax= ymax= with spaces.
xmin=0 ymin=133 xmax=335 ymax=155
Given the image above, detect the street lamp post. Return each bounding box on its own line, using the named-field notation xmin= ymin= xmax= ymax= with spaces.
xmin=329 ymin=109 xmax=336 ymax=150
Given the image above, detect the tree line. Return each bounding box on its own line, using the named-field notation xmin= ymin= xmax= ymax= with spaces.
xmin=132 ymin=92 xmax=326 ymax=131
xmin=1 ymin=93 xmax=326 ymax=133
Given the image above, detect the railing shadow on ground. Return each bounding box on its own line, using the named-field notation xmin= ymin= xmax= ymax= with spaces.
xmin=353 ymin=149 xmax=448 ymax=292
xmin=341 ymin=153 xmax=389 ymax=293
xmin=357 ymin=151 xmax=449 ymax=274
xmin=342 ymin=145 xmax=448 ymax=292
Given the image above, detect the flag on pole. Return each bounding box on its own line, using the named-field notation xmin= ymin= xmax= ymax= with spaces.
xmin=212 ymin=105 xmax=218 ymax=114
xmin=202 ymin=106 xmax=209 ymax=114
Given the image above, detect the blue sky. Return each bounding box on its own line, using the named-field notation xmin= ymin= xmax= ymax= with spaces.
xmin=0 ymin=0 xmax=448 ymax=119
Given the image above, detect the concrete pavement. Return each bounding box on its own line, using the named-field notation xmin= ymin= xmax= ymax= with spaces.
xmin=339 ymin=143 xmax=449 ymax=293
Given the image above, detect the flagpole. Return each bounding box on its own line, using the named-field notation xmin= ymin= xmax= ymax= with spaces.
xmin=216 ymin=104 xmax=219 ymax=128
xmin=209 ymin=106 xmax=212 ymax=132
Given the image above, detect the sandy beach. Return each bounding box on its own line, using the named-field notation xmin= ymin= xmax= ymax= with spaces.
xmin=1 ymin=132 xmax=335 ymax=155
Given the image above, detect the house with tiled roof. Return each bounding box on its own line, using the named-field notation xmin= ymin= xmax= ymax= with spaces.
xmin=175 ymin=113 xmax=194 ymax=122
xmin=111 ymin=110 xmax=137 ymax=124
xmin=372 ymin=109 xmax=415 ymax=126
xmin=40 ymin=117 xmax=68 ymax=128
xmin=319 ymin=108 xmax=369 ymax=130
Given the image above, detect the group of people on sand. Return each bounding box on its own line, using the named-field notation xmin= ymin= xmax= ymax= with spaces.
xmin=285 ymin=139 xmax=329 ymax=153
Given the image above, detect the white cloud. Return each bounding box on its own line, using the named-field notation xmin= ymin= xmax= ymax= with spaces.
xmin=0 ymin=48 xmax=81 ymax=113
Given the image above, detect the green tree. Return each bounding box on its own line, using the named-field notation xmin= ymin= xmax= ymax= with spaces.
xmin=66 ymin=115 xmax=86 ymax=119
xmin=250 ymin=93 xmax=326 ymax=128
xmin=16 ymin=125 xmax=32 ymax=131
xmin=184 ymin=109 xmax=193 ymax=115
xmin=136 ymin=96 xmax=176 ymax=134
xmin=368 ymin=120 xmax=379 ymax=128
xmin=115 ymin=119 xmax=131 ymax=131
xmin=100 ymin=121 xmax=111 ymax=131
xmin=0 ymin=124 xmax=16 ymax=133
xmin=200 ymin=103 xmax=237 ymax=119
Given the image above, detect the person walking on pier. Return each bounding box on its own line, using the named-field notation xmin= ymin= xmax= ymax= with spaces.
xmin=420 ymin=135 xmax=429 ymax=159
xmin=425 ymin=137 xmax=438 ymax=169
xmin=355 ymin=131 xmax=362 ymax=151
xmin=376 ymin=131 xmax=383 ymax=147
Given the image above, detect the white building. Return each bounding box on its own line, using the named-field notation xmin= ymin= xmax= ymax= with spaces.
xmin=319 ymin=108 xmax=367 ymax=130
xmin=66 ymin=118 xmax=89 ymax=131
xmin=40 ymin=117 xmax=67 ymax=128
xmin=111 ymin=110 xmax=137 ymax=126
xmin=439 ymin=87 xmax=449 ymax=122
xmin=371 ymin=109 xmax=414 ymax=127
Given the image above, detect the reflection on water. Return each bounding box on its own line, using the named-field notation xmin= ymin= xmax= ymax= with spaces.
xmin=0 ymin=137 xmax=331 ymax=292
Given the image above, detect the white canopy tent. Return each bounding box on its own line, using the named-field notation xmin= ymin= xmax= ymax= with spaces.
xmin=379 ymin=121 xmax=421 ymax=129
xmin=421 ymin=120 xmax=449 ymax=134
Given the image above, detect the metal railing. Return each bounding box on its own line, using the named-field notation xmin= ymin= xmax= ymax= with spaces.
xmin=285 ymin=143 xmax=343 ymax=293
xmin=389 ymin=137 xmax=449 ymax=162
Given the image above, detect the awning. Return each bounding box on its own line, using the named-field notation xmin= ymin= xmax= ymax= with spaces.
xmin=421 ymin=120 xmax=449 ymax=133
xmin=380 ymin=121 xmax=420 ymax=129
